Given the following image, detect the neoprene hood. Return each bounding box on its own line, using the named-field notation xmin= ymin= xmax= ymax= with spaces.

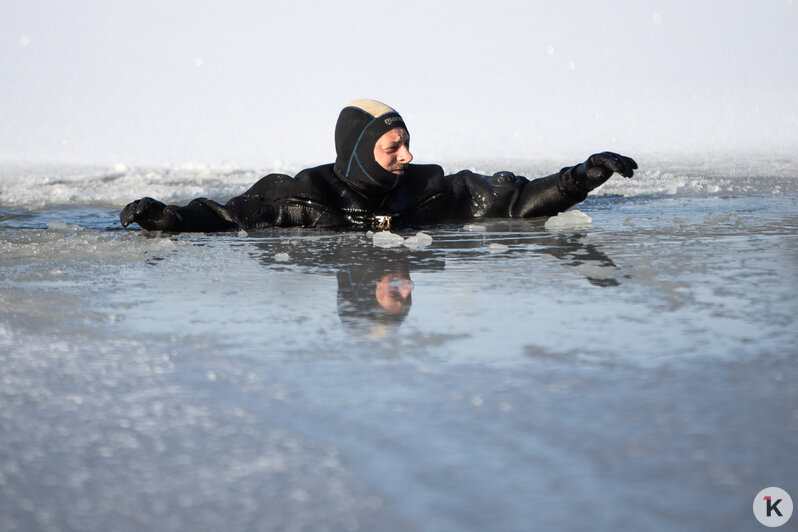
xmin=334 ymin=99 xmax=408 ymax=195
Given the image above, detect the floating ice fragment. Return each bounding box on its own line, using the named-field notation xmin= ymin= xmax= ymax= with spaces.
xmin=416 ymin=231 xmax=433 ymax=245
xmin=237 ymin=230 xmax=248 ymax=238
xmin=488 ymin=243 xmax=509 ymax=254
xmin=463 ymin=224 xmax=487 ymax=232
xmin=274 ymin=252 xmax=290 ymax=262
xmin=544 ymin=210 xmax=592 ymax=231
xmin=290 ymin=489 xmax=309 ymax=502
xmin=67 ymin=394 xmax=83 ymax=405
xmin=403 ymin=231 xmax=433 ymax=249
xmin=372 ymin=231 xmax=404 ymax=248
xmin=46 ymin=221 xmax=82 ymax=232
xmin=402 ymin=236 xmax=420 ymax=248
xmin=578 ymin=264 xmax=616 ymax=280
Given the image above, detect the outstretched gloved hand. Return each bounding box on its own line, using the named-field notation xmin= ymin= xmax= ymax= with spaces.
xmin=120 ymin=197 xmax=180 ymax=231
xmin=575 ymin=152 xmax=638 ymax=191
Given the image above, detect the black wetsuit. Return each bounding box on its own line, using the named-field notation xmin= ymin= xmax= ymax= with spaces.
xmin=143 ymin=163 xmax=592 ymax=232
xmin=120 ymin=99 xmax=637 ymax=232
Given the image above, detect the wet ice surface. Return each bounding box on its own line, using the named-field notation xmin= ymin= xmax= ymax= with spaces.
xmin=1 ymin=160 xmax=798 ymax=531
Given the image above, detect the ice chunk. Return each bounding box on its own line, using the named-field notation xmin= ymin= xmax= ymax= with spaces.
xmin=46 ymin=222 xmax=83 ymax=232
xmin=544 ymin=210 xmax=592 ymax=231
xmin=463 ymin=224 xmax=487 ymax=232
xmin=416 ymin=232 xmax=433 ymax=245
xmin=403 ymin=232 xmax=433 ymax=249
xmin=488 ymin=243 xmax=509 ymax=254
xmin=403 ymin=235 xmax=421 ymax=248
xmin=578 ymin=264 xmax=616 ymax=280
xmin=372 ymin=231 xmax=404 ymax=248
xmin=46 ymin=221 xmax=71 ymax=231
xmin=274 ymin=252 xmax=290 ymax=262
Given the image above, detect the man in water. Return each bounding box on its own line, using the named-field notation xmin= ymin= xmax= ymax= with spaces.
xmin=120 ymin=99 xmax=637 ymax=232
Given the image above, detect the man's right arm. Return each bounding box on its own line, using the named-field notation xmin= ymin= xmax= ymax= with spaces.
xmin=119 ymin=172 xmax=300 ymax=232
xmin=119 ymin=197 xmax=239 ymax=232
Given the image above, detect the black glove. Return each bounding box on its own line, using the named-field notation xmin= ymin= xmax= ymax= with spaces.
xmin=574 ymin=152 xmax=638 ymax=191
xmin=120 ymin=197 xmax=181 ymax=231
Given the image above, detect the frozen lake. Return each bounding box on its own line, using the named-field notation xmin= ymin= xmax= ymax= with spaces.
xmin=1 ymin=158 xmax=797 ymax=530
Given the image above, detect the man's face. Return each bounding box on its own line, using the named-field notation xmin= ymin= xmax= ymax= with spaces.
xmin=373 ymin=127 xmax=413 ymax=175
xmin=375 ymin=272 xmax=414 ymax=315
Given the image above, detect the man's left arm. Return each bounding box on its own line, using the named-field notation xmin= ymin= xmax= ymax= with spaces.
xmin=480 ymin=152 xmax=637 ymax=218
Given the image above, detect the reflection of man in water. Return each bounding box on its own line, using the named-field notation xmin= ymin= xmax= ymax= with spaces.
xmin=121 ymin=99 xmax=637 ymax=232
xmin=252 ymin=227 xmax=621 ymax=335
xmin=252 ymin=235 xmax=434 ymax=335
xmin=375 ymin=271 xmax=414 ymax=316
xmin=337 ymin=263 xmax=415 ymax=335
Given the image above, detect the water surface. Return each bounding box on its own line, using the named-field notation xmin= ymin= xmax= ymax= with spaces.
xmin=1 ymin=160 xmax=796 ymax=531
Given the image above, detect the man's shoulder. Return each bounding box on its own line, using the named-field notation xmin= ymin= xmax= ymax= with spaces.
xmin=404 ymin=164 xmax=445 ymax=187
xmin=293 ymin=163 xmax=348 ymax=193
xmin=408 ymin=163 xmax=444 ymax=177
xmin=255 ymin=163 xmax=336 ymax=181
xmin=295 ymin=163 xmax=336 ymax=178
xmin=243 ymin=164 xmax=336 ymax=196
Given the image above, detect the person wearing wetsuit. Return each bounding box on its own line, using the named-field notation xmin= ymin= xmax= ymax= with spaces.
xmin=120 ymin=99 xmax=637 ymax=232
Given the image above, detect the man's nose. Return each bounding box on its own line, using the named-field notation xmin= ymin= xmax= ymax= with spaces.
xmin=397 ymin=282 xmax=414 ymax=299
xmin=398 ymin=145 xmax=413 ymax=164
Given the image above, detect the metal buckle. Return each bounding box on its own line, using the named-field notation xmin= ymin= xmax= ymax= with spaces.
xmin=374 ymin=215 xmax=392 ymax=230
